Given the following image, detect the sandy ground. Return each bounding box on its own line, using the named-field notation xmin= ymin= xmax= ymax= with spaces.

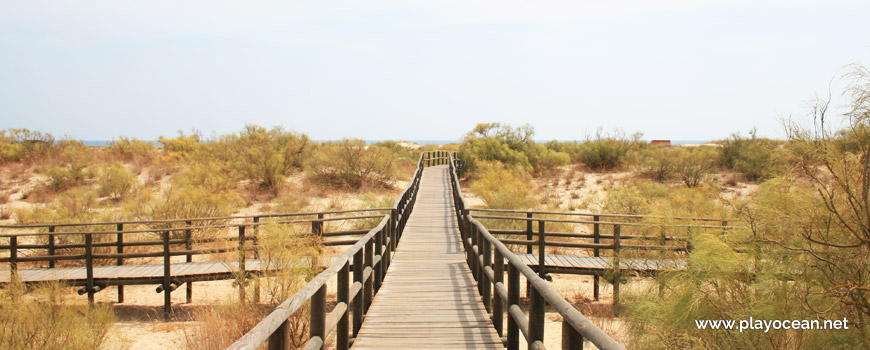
xmin=92 ymin=280 xmax=239 ymax=350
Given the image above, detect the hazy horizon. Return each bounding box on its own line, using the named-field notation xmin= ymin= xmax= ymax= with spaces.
xmin=2 ymin=1 xmax=869 ymax=141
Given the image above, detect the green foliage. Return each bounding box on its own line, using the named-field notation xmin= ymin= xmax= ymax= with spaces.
xmin=0 ymin=128 xmax=57 ymax=162
xmin=631 ymin=146 xmax=678 ymax=182
xmin=109 ymin=136 xmax=155 ymax=161
xmin=158 ymin=131 xmax=201 ymax=157
xmin=43 ymin=141 xmax=93 ymax=192
xmin=223 ymin=125 xmax=310 ymax=193
xmin=0 ymin=280 xmax=114 ymax=350
xmin=98 ymin=164 xmax=137 ymax=199
xmin=718 ymin=130 xmax=782 ymax=181
xmin=576 ymin=129 xmax=642 ymax=170
xmin=307 ymin=139 xmax=395 ymax=190
xmin=674 ymin=147 xmax=718 ymax=188
xmin=469 ymin=161 xmax=537 ymax=210
xmin=124 ymin=164 xmax=242 ymax=220
xmin=459 ymin=123 xmax=569 ymax=175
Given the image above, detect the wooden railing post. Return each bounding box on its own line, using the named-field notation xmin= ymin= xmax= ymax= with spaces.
xmin=593 ymin=215 xmax=600 ymax=301
xmin=310 ymin=284 xmax=327 ymax=350
xmin=526 ymin=212 xmax=534 ymax=255
xmin=313 ymin=213 xmax=324 ymax=238
xmin=116 ymin=223 xmax=125 ymax=303
xmin=162 ymin=230 xmax=171 ymax=319
xmin=374 ymin=228 xmax=383 ymax=292
xmin=390 ymin=209 xmax=398 ymax=250
xmin=507 ymin=263 xmax=520 ymax=350
xmin=482 ymin=237 xmax=492 ymax=313
xmin=526 ymin=212 xmax=533 ymax=298
xmin=562 ymin=319 xmax=584 ymax=350
xmin=85 ymin=233 xmax=95 ymax=304
xmin=493 ymin=248 xmax=505 ymax=337
xmin=238 ymin=225 xmax=247 ymax=305
xmin=352 ymin=250 xmax=364 ymax=338
xmin=722 ymin=220 xmax=728 ymax=236
xmin=9 ymin=235 xmax=17 ymax=277
xmin=337 ymin=261 xmax=350 ymax=350
xmin=538 ymin=220 xmax=546 ymax=279
xmin=364 ymin=240 xmax=373 ymax=314
xmin=268 ymin=319 xmax=290 ymax=350
xmin=185 ymin=220 xmax=193 ymax=303
xmin=473 ymin=225 xmax=482 ymax=292
xmin=47 ymin=225 xmax=55 ymax=268
xmin=529 ymin=286 xmax=545 ymax=350
xmin=612 ymin=224 xmax=622 ymax=315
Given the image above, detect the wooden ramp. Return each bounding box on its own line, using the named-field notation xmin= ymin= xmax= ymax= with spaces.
xmin=353 ymin=165 xmax=503 ymax=349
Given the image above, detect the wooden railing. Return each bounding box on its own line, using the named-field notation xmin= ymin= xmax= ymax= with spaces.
xmin=227 ymin=152 xmax=436 ymax=350
xmin=447 ymin=152 xmax=626 ymax=350
xmin=1 ymin=209 xmax=397 ymax=319
xmin=469 ymin=208 xmax=738 ymax=302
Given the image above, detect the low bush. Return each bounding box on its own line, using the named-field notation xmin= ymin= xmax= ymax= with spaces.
xmin=718 ymin=130 xmax=782 ymax=181
xmin=307 ymin=139 xmax=395 ymax=190
xmin=630 ymin=146 xmax=677 ymax=182
xmin=158 ymin=131 xmax=201 ymax=157
xmin=0 ymin=280 xmax=115 ymax=350
xmin=109 ymin=136 xmax=155 ymax=161
xmin=673 ymin=147 xmax=718 ymax=188
xmin=459 ymin=123 xmax=569 ymax=176
xmin=576 ymin=129 xmax=642 ymax=171
xmin=98 ymin=164 xmax=137 ymax=200
xmin=0 ymin=128 xmax=57 ymax=162
xmin=222 ymin=125 xmax=310 ymax=193
xmin=469 ymin=161 xmax=537 ymax=210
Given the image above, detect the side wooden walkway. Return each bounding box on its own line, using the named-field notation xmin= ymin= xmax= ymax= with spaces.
xmin=1 ymin=260 xmax=270 ymax=286
xmin=353 ymin=165 xmax=503 ymax=349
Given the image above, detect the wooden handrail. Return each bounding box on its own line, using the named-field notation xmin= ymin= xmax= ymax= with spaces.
xmin=468 ymin=207 xmax=742 ymax=223
xmin=0 ymin=208 xmax=394 ymax=230
xmin=0 ymin=214 xmax=388 ymax=238
xmin=447 ymin=152 xmax=625 ymax=350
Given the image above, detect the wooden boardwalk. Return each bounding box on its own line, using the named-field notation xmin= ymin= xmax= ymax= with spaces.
xmin=353 ymin=165 xmax=503 ymax=349
xmin=517 ymin=254 xmax=686 ymax=275
xmin=1 ymin=260 xmax=270 ymax=286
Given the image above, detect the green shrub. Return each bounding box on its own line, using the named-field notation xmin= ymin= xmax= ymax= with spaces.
xmin=459 ymin=123 xmax=569 ymax=175
xmin=109 ymin=136 xmax=155 ymax=161
xmin=469 ymin=161 xmax=537 ymax=210
xmin=308 ymin=139 xmax=395 ymax=190
xmin=159 ymin=131 xmax=201 ymax=157
xmin=673 ymin=147 xmax=718 ymax=188
xmin=43 ymin=141 xmax=93 ymax=192
xmin=631 ymin=146 xmax=677 ymax=182
xmin=98 ymin=164 xmax=137 ymax=199
xmin=718 ymin=131 xmax=782 ymax=181
xmin=0 ymin=280 xmax=114 ymax=350
xmin=223 ymin=125 xmax=310 ymax=193
xmin=124 ymin=173 xmax=242 ymax=221
xmin=576 ymin=129 xmax=642 ymax=171
xmin=0 ymin=128 xmax=57 ymax=162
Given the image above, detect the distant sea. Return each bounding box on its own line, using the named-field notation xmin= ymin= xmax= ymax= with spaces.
xmin=81 ymin=139 xmax=712 ymax=147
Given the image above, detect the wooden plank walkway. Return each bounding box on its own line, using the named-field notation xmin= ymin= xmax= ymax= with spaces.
xmin=516 ymin=254 xmax=686 ymax=274
xmin=1 ymin=260 xmax=270 ymax=286
xmin=353 ymin=165 xmax=504 ymax=349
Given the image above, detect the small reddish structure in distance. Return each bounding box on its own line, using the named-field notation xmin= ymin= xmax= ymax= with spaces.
xmin=650 ymin=140 xmax=671 ymax=146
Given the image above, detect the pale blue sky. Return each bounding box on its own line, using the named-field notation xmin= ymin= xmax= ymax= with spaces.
xmin=1 ymin=1 xmax=868 ymax=141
